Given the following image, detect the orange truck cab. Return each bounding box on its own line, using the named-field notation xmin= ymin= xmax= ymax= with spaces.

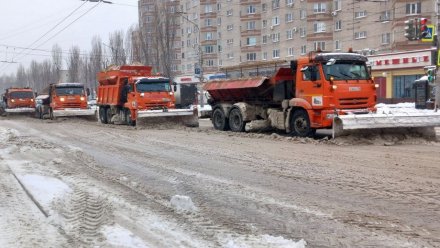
xmin=37 ymin=83 xmax=95 ymax=119
xmin=1 ymin=87 xmax=36 ymax=114
xmin=204 ymin=52 xmax=377 ymax=137
xmin=97 ymin=65 xmax=197 ymax=126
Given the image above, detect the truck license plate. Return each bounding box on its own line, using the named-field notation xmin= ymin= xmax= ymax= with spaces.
xmin=349 ymin=87 xmax=361 ymax=92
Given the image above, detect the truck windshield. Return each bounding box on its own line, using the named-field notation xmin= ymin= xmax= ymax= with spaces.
xmin=323 ymin=62 xmax=369 ymax=81
xmin=136 ymin=79 xmax=170 ymax=92
xmin=9 ymin=91 xmax=34 ymax=99
xmin=55 ymin=87 xmax=84 ymax=96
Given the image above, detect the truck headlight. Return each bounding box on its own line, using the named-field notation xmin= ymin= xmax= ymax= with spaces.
xmin=11 ymin=99 xmax=15 ymax=102
xmin=60 ymin=97 xmax=65 ymax=102
xmin=80 ymin=96 xmax=85 ymax=101
xmin=31 ymin=99 xmax=34 ymax=102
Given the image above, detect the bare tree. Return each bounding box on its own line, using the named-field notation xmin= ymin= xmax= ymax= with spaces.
xmin=51 ymin=44 xmax=63 ymax=83
xmin=90 ymin=36 xmax=104 ymax=89
xmin=67 ymin=46 xmax=81 ymax=82
xmin=16 ymin=64 xmax=27 ymax=87
xmin=108 ymin=30 xmax=127 ymax=65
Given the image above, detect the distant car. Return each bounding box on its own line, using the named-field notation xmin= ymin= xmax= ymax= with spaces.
xmin=35 ymin=94 xmax=49 ymax=119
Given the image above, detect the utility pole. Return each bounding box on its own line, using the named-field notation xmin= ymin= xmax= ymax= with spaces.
xmin=436 ymin=0 xmax=440 ymax=111
xmin=176 ymin=11 xmax=204 ymax=108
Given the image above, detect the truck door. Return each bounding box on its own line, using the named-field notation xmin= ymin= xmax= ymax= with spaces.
xmin=298 ymin=64 xmax=324 ymax=108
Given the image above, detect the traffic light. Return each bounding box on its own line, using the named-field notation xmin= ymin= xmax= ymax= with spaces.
xmin=427 ymin=68 xmax=435 ymax=84
xmin=404 ymin=19 xmax=415 ymax=40
xmin=419 ymin=18 xmax=429 ymax=39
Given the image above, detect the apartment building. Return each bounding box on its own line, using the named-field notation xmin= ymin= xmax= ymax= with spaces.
xmin=140 ymin=0 xmax=438 ymax=101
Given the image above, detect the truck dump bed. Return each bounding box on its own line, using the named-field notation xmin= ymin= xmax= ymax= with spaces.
xmin=97 ymin=65 xmax=152 ymax=106
xmin=203 ymin=68 xmax=294 ymax=103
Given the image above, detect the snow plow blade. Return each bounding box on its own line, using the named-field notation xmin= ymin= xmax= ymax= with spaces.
xmin=53 ymin=108 xmax=97 ymax=117
xmin=333 ymin=113 xmax=440 ymax=139
xmin=5 ymin=108 xmax=35 ymax=113
xmin=136 ymin=108 xmax=199 ymax=127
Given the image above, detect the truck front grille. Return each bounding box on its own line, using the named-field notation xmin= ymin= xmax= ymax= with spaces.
xmin=61 ymin=103 xmax=81 ymax=108
xmin=338 ymin=97 xmax=369 ymax=106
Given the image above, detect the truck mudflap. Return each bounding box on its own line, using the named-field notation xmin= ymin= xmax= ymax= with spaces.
xmin=136 ymin=108 xmax=199 ymax=127
xmin=333 ymin=113 xmax=440 ymax=139
xmin=53 ymin=108 xmax=97 ymax=117
xmin=5 ymin=107 xmax=35 ymax=113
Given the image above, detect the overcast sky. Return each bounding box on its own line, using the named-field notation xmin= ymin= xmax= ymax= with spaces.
xmin=0 ymin=0 xmax=139 ymax=75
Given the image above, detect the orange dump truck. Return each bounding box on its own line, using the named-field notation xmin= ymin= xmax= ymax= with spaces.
xmin=36 ymin=83 xmax=96 ymax=119
xmin=1 ymin=87 xmax=35 ymax=115
xmin=205 ymin=52 xmax=440 ymax=137
xmin=97 ymin=65 xmax=198 ymax=126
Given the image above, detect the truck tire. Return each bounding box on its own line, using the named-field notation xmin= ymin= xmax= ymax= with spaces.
xmin=228 ymin=108 xmax=245 ymax=132
xmin=105 ymin=107 xmax=113 ymax=124
xmin=212 ymin=108 xmax=229 ymax=131
xmin=125 ymin=109 xmax=136 ymax=126
xmin=290 ymin=109 xmax=315 ymax=137
xmin=99 ymin=107 xmax=108 ymax=124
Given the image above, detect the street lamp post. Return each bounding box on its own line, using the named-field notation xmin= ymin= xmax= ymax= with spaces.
xmin=176 ymin=11 xmax=205 ymax=108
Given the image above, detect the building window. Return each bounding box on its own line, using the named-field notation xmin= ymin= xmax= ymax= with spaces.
xmin=227 ymin=24 xmax=234 ymax=31
xmin=272 ymin=0 xmax=280 ymax=9
xmin=262 ymin=20 xmax=268 ymax=28
xmin=205 ymin=32 xmax=213 ymax=40
xmin=314 ymin=22 xmax=326 ymax=33
xmin=300 ymin=27 xmax=306 ymax=37
xmin=227 ymin=39 xmax=234 ymax=45
xmin=355 ymin=31 xmax=367 ymax=39
xmin=313 ymin=3 xmax=326 ymax=13
xmin=205 ymin=45 xmax=214 ymax=54
xmin=205 ymin=19 xmax=213 ymax=27
xmin=380 ymin=10 xmax=391 ymax=22
xmin=300 ymin=9 xmax=306 ymax=19
xmin=393 ymin=75 xmax=423 ymax=98
xmin=217 ymin=17 xmax=222 ymax=25
xmin=205 ymin=4 xmax=213 ymax=13
xmin=206 ymin=59 xmax=214 ymax=67
xmin=227 ymin=9 xmax=233 ymax=16
xmin=301 ymin=45 xmax=306 ymax=55
xmin=335 ymin=40 xmax=341 ymax=50
xmin=286 ymin=13 xmax=293 ymax=23
xmin=314 ymin=41 xmax=326 ymax=51
xmin=247 ymin=21 xmax=256 ymax=30
xmin=262 ymin=3 xmax=267 ymax=12
xmin=272 ymin=16 xmax=280 ymax=26
xmin=247 ymin=53 xmax=257 ymax=61
xmin=286 ymin=29 xmax=294 ymax=39
xmin=406 ymin=2 xmax=421 ymax=15
xmin=272 ymin=32 xmax=280 ymax=42
xmin=227 ymin=52 xmax=234 ymax=59
xmin=381 ymin=33 xmax=391 ymax=44
xmin=287 ymin=47 xmax=294 ymax=56
xmin=286 ymin=0 xmax=294 ymax=6
xmin=355 ymin=10 xmax=367 ymax=18
xmin=262 ymin=35 xmax=268 ymax=44
xmin=273 ymin=49 xmax=280 ymax=58
xmin=334 ymin=0 xmax=341 ymax=11
xmin=246 ymin=37 xmax=257 ymax=46
xmin=335 ymin=20 xmax=341 ymax=31
xmin=247 ymin=5 xmax=256 ymax=14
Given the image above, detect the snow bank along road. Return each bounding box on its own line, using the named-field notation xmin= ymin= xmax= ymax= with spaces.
xmin=0 ymin=117 xmax=439 ymax=247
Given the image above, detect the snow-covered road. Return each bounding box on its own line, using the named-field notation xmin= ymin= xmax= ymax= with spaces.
xmin=0 ymin=116 xmax=439 ymax=247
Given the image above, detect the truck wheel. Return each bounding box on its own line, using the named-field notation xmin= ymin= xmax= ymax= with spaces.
xmin=212 ymin=108 xmax=229 ymax=131
xmin=105 ymin=108 xmax=113 ymax=124
xmin=99 ymin=107 xmax=108 ymax=124
xmin=125 ymin=109 xmax=136 ymax=126
xmin=228 ymin=108 xmax=245 ymax=132
xmin=290 ymin=109 xmax=315 ymax=137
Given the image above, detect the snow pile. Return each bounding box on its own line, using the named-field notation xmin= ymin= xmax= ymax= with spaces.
xmin=376 ymin=102 xmax=440 ymax=115
xmin=18 ymin=174 xmax=72 ymax=207
xmin=222 ymin=234 xmax=307 ymax=248
xmin=170 ymin=195 xmax=197 ymax=213
xmin=101 ymin=224 xmax=148 ymax=248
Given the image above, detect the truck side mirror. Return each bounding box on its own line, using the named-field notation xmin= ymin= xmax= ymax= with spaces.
xmin=174 ymin=85 xmax=177 ymax=92
xmin=86 ymin=88 xmax=90 ymax=96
